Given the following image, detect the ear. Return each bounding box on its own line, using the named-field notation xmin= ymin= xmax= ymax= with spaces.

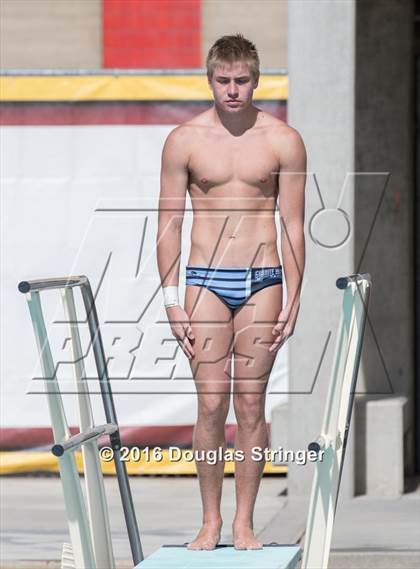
xmin=253 ymin=72 xmax=260 ymax=89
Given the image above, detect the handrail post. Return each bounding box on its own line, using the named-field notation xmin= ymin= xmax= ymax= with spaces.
xmin=25 ymin=290 xmax=96 ymax=569
xmin=81 ymin=280 xmax=144 ymax=564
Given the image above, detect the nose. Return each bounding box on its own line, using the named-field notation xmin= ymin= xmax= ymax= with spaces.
xmin=227 ymin=80 xmax=239 ymax=98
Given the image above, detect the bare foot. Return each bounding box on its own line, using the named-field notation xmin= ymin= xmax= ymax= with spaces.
xmin=232 ymin=523 xmax=263 ymax=550
xmin=187 ymin=520 xmax=222 ymax=550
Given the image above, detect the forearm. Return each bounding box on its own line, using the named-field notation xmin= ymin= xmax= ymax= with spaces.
xmin=156 ymin=218 xmax=182 ymax=288
xmin=281 ymin=222 xmax=305 ymax=308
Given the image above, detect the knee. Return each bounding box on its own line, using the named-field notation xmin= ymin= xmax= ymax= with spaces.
xmin=233 ymin=393 xmax=265 ymax=430
xmin=198 ymin=395 xmax=230 ymax=426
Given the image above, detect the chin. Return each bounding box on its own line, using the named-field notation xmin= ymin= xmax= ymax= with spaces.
xmin=224 ymin=104 xmax=244 ymax=112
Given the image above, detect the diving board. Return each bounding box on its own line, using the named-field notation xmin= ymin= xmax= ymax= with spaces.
xmin=134 ymin=544 xmax=302 ymax=568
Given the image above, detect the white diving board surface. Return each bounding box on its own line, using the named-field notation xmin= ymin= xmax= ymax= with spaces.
xmin=134 ymin=544 xmax=302 ymax=568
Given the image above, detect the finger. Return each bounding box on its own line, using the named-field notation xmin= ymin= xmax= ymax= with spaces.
xmin=269 ymin=341 xmax=282 ymax=353
xmin=270 ymin=326 xmax=291 ymax=351
xmin=177 ymin=339 xmax=191 ymax=359
xmin=271 ymin=330 xmax=291 ymax=352
xmin=180 ymin=322 xmax=194 ymax=341
xmin=269 ymin=333 xmax=284 ymax=352
xmin=276 ymin=336 xmax=288 ymax=351
xmin=272 ymin=323 xmax=286 ymax=335
xmin=184 ymin=337 xmax=195 ymax=358
xmin=179 ymin=336 xmax=195 ymax=359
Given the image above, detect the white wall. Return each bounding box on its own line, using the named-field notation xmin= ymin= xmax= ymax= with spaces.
xmin=1 ymin=125 xmax=288 ymax=429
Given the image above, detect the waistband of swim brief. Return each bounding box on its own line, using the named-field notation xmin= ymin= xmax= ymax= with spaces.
xmin=186 ymin=265 xmax=282 ymax=271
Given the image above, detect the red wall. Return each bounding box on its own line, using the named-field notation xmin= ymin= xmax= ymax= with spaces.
xmin=103 ymin=0 xmax=201 ymax=68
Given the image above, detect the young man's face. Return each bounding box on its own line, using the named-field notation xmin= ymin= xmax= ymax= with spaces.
xmin=208 ymin=60 xmax=259 ymax=113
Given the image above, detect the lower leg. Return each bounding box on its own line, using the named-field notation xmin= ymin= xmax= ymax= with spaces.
xmin=232 ymin=394 xmax=268 ymax=549
xmin=187 ymin=396 xmax=229 ymax=550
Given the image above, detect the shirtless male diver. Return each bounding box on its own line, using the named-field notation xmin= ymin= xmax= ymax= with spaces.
xmin=157 ymin=34 xmax=306 ymax=551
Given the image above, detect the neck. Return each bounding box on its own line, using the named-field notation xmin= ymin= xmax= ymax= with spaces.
xmin=213 ymin=104 xmax=258 ymax=136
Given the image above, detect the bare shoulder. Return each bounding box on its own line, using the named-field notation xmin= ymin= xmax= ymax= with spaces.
xmin=261 ymin=115 xmax=306 ymax=168
xmin=261 ymin=114 xmax=304 ymax=149
xmin=161 ymin=124 xmax=192 ymax=168
xmin=162 ymin=110 xmax=211 ymax=157
xmin=163 ymin=123 xmax=192 ymax=150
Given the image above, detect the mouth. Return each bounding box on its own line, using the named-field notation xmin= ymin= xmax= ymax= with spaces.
xmin=226 ymin=100 xmax=241 ymax=105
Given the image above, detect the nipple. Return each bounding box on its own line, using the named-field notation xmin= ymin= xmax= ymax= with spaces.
xmin=260 ymin=177 xmax=268 ymax=183
xmin=201 ymin=177 xmax=208 ymax=184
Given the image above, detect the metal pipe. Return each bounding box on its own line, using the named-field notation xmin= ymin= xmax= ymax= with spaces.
xmin=336 ymin=272 xmax=371 ymax=289
xmin=25 ymin=291 xmax=96 ymax=568
xmin=80 ymin=279 xmax=144 ymax=565
xmin=62 ymin=286 xmax=116 ymax=569
xmin=18 ymin=275 xmax=88 ymax=293
xmin=52 ymin=424 xmax=118 ymax=457
xmin=307 ymin=435 xmax=328 ymax=454
xmin=333 ymin=279 xmax=371 ymax=514
xmin=19 ymin=274 xmax=144 ymax=565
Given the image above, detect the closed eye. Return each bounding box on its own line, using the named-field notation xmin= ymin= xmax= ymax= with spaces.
xmin=216 ymin=77 xmax=250 ymax=85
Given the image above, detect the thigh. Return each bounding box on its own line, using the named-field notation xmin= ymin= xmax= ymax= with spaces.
xmin=232 ymin=284 xmax=283 ymax=393
xmin=184 ymin=284 xmax=234 ymax=393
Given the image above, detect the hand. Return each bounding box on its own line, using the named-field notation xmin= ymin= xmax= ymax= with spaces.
xmin=269 ymin=300 xmax=300 ymax=353
xmin=166 ymin=305 xmax=195 ymax=359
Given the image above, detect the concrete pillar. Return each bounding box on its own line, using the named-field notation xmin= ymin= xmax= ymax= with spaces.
xmin=287 ymin=0 xmax=356 ymax=499
xmin=366 ymin=397 xmax=407 ymax=496
xmin=354 ymin=0 xmax=415 ymax=465
xmin=287 ymin=0 xmax=414 ymax=498
xmin=356 ymin=395 xmax=408 ymax=496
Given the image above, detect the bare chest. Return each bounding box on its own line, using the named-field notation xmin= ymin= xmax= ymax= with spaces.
xmin=188 ymin=134 xmax=280 ymax=190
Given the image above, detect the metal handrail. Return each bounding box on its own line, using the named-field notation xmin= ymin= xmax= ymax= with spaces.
xmin=302 ymin=272 xmax=372 ymax=569
xmin=52 ymin=423 xmax=118 ymax=457
xmin=18 ymin=276 xmax=88 ymax=293
xmin=336 ymin=272 xmax=371 ymax=289
xmin=19 ymin=275 xmax=143 ymax=566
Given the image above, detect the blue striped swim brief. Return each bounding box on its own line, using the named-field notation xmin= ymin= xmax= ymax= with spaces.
xmin=185 ymin=265 xmax=283 ymax=311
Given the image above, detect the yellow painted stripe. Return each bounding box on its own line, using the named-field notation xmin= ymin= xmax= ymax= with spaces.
xmin=0 ymin=74 xmax=288 ymax=102
xmin=0 ymin=450 xmax=287 ymax=475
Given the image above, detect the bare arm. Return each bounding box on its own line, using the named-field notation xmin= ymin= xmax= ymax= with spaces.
xmin=156 ymin=126 xmax=190 ymax=288
xmin=278 ymin=129 xmax=306 ymax=308
xmin=270 ymin=128 xmax=306 ymax=352
xmin=156 ymin=126 xmax=195 ymax=359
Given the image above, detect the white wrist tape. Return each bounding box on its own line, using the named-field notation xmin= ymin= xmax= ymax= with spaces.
xmin=163 ymin=286 xmax=179 ymax=308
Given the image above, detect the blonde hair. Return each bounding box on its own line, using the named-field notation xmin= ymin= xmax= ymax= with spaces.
xmin=206 ymin=34 xmax=260 ymax=80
